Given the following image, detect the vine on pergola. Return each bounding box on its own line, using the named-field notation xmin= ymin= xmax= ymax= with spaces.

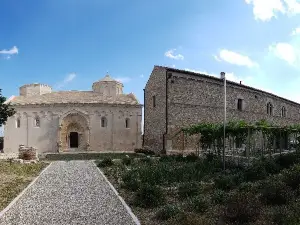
xmin=182 ymin=119 xmax=300 ymax=156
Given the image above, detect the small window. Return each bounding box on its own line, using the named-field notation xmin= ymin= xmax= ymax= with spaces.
xmin=34 ymin=117 xmax=40 ymax=127
xmin=101 ymin=117 xmax=107 ymax=127
xmin=125 ymin=118 xmax=130 ymax=128
xmin=237 ymin=99 xmax=243 ymax=111
xmin=16 ymin=118 xmax=21 ymax=128
xmin=281 ymin=106 xmax=286 ymax=117
xmin=267 ymin=102 xmax=273 ymax=115
xmin=152 ymin=95 xmax=156 ymax=108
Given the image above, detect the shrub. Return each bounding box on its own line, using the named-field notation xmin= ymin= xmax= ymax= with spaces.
xmin=282 ymin=164 xmax=300 ymax=190
xmin=178 ymin=182 xmax=201 ymax=199
xmin=122 ymin=157 xmax=132 ymax=166
xmin=134 ymin=148 xmax=155 ymax=155
xmin=170 ymin=212 xmax=213 ymax=225
xmin=156 ymin=204 xmax=181 ymax=220
xmin=275 ymin=152 xmax=300 ymax=169
xmin=211 ymin=189 xmax=227 ymax=204
xmin=244 ymin=163 xmax=267 ymax=182
xmin=185 ymin=153 xmax=199 ymax=162
xmin=140 ymin=156 xmax=152 ymax=164
xmin=98 ymin=158 xmax=113 ymax=167
xmin=134 ymin=184 xmax=165 ymax=208
xmin=259 ymin=179 xmax=293 ymax=205
xmin=260 ymin=158 xmax=281 ymax=174
xmin=214 ymin=173 xmax=243 ymax=190
xmin=224 ymin=191 xmax=261 ymax=224
xmin=189 ymin=194 xmax=210 ymax=213
xmin=122 ymin=172 xmax=140 ymax=191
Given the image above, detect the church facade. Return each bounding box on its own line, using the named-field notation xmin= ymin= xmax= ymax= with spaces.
xmin=4 ymin=75 xmax=142 ymax=153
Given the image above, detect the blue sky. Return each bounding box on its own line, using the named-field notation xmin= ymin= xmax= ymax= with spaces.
xmin=1 ymin=0 xmax=300 ymax=136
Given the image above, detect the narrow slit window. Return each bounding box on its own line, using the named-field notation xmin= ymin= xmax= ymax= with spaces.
xmin=125 ymin=118 xmax=130 ymax=128
xmin=16 ymin=118 xmax=21 ymax=128
xmin=153 ymin=95 xmax=156 ymax=108
xmin=237 ymin=99 xmax=243 ymax=111
xmin=281 ymin=106 xmax=286 ymax=117
xmin=34 ymin=117 xmax=40 ymax=127
xmin=101 ymin=117 xmax=107 ymax=127
xmin=267 ymin=102 xmax=273 ymax=115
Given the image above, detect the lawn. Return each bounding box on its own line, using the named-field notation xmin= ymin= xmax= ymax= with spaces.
xmin=0 ymin=161 xmax=48 ymax=211
xmin=98 ymin=152 xmax=300 ymax=225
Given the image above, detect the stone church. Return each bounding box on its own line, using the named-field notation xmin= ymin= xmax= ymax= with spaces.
xmin=4 ymin=75 xmax=142 ymax=153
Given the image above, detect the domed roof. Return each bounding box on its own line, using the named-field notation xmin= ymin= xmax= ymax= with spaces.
xmin=99 ymin=74 xmax=116 ymax=82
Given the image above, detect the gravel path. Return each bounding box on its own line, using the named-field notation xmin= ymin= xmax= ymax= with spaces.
xmin=0 ymin=161 xmax=138 ymax=225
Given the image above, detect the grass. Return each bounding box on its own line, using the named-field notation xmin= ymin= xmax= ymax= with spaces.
xmin=100 ymin=152 xmax=300 ymax=225
xmin=44 ymin=152 xmax=144 ymax=161
xmin=0 ymin=161 xmax=48 ymax=211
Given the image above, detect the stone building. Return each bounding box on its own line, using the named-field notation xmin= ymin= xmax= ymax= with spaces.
xmin=4 ymin=75 xmax=142 ymax=153
xmin=144 ymin=66 xmax=300 ymax=153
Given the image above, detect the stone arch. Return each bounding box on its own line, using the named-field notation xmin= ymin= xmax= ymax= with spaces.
xmin=58 ymin=111 xmax=90 ymax=151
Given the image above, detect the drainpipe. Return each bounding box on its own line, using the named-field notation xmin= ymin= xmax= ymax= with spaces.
xmin=143 ymin=88 xmax=145 ymax=147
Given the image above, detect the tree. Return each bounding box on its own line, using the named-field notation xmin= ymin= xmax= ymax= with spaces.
xmin=0 ymin=89 xmax=15 ymax=126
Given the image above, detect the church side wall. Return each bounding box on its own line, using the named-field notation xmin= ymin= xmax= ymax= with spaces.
xmin=144 ymin=67 xmax=167 ymax=152
xmin=166 ymin=71 xmax=300 ymax=150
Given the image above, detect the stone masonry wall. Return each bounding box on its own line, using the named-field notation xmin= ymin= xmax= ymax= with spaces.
xmin=143 ymin=66 xmax=167 ymax=152
xmin=144 ymin=66 xmax=300 ymax=153
xmin=167 ymin=71 xmax=300 ymax=151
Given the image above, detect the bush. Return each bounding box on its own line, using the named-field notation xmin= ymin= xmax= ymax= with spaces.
xmin=282 ymin=164 xmax=300 ymax=190
xmin=122 ymin=172 xmax=140 ymax=191
xmin=214 ymin=173 xmax=243 ymax=190
xmin=156 ymin=204 xmax=181 ymax=220
xmin=98 ymin=158 xmax=113 ymax=167
xmin=244 ymin=163 xmax=267 ymax=182
xmin=122 ymin=157 xmax=132 ymax=166
xmin=211 ymin=189 xmax=227 ymax=204
xmin=178 ymin=182 xmax=201 ymax=199
xmin=259 ymin=179 xmax=293 ymax=205
xmin=134 ymin=148 xmax=155 ymax=155
xmin=224 ymin=191 xmax=261 ymax=224
xmin=275 ymin=152 xmax=300 ymax=169
xmin=189 ymin=194 xmax=210 ymax=213
xmin=260 ymin=158 xmax=281 ymax=174
xmin=185 ymin=153 xmax=199 ymax=162
xmin=170 ymin=212 xmax=213 ymax=225
xmin=134 ymin=184 xmax=165 ymax=208
xmin=140 ymin=156 xmax=152 ymax=164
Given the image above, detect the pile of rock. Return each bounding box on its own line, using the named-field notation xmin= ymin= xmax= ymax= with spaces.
xmin=18 ymin=145 xmax=39 ymax=163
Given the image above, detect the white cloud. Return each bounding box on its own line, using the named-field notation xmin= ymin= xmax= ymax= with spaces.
xmin=291 ymin=27 xmax=300 ymax=35
xmin=115 ymin=77 xmax=131 ymax=83
xmin=55 ymin=73 xmax=77 ymax=89
xmin=215 ymin=49 xmax=258 ymax=68
xmin=269 ymin=42 xmax=299 ymax=65
xmin=184 ymin=68 xmax=242 ymax=83
xmin=0 ymin=46 xmax=18 ymax=55
xmin=164 ymin=49 xmax=184 ymax=60
xmin=245 ymin=0 xmax=300 ymax=21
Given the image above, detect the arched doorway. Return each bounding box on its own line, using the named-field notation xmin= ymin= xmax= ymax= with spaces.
xmin=59 ymin=112 xmax=89 ymax=152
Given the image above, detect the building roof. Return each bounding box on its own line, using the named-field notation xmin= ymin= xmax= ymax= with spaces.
xmin=155 ymin=66 xmax=300 ymax=107
xmin=99 ymin=74 xmax=116 ymax=82
xmin=9 ymin=91 xmax=140 ymax=106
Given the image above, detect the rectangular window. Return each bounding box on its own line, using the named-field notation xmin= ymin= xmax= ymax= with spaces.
xmin=152 ymin=95 xmax=156 ymax=108
xmin=237 ymin=99 xmax=243 ymax=111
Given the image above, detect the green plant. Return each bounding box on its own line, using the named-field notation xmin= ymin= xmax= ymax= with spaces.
xmin=214 ymin=173 xmax=243 ymax=190
xmin=155 ymin=204 xmax=181 ymax=220
xmin=189 ymin=194 xmax=210 ymax=213
xmin=282 ymin=164 xmax=300 ymax=190
xmin=211 ymin=189 xmax=227 ymax=204
xmin=224 ymin=191 xmax=261 ymax=224
xmin=244 ymin=163 xmax=268 ymax=182
xmin=134 ymin=184 xmax=165 ymax=208
xmin=122 ymin=172 xmax=140 ymax=191
xmin=275 ymin=152 xmax=300 ymax=169
xmin=259 ymin=179 xmax=293 ymax=205
xmin=122 ymin=157 xmax=132 ymax=166
xmin=134 ymin=148 xmax=155 ymax=155
xmin=98 ymin=158 xmax=113 ymax=167
xmin=185 ymin=153 xmax=199 ymax=162
xmin=178 ymin=182 xmax=201 ymax=199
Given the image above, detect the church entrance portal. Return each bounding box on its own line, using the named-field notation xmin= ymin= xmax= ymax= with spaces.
xmin=69 ymin=132 xmax=79 ymax=148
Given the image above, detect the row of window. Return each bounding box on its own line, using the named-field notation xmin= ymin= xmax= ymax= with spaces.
xmin=16 ymin=117 xmax=131 ymax=129
xmin=237 ymin=99 xmax=287 ymax=117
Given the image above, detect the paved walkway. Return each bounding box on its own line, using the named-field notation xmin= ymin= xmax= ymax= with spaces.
xmin=0 ymin=161 xmax=138 ymax=225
